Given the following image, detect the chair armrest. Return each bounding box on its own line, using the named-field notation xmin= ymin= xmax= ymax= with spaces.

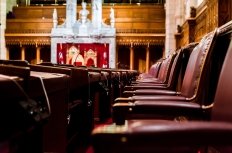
xmin=114 ymin=94 xmax=186 ymax=103
xmin=135 ymin=78 xmax=161 ymax=83
xmin=123 ymin=89 xmax=177 ymax=97
xmin=134 ymin=100 xmax=204 ymax=118
xmin=114 ymin=97 xmax=134 ymax=103
xmin=124 ymin=85 xmax=167 ymax=91
xmin=92 ymin=120 xmax=232 ymax=153
xmin=113 ymin=101 xmax=203 ymax=125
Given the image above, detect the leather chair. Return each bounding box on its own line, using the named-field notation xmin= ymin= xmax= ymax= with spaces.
xmin=132 ymin=51 xmax=177 ymax=85
xmin=123 ymin=42 xmax=198 ymax=93
xmin=91 ymin=22 xmax=232 ymax=153
xmin=112 ymin=21 xmax=232 ymax=125
xmin=114 ymin=28 xmax=218 ymax=105
xmin=137 ymin=60 xmax=162 ymax=80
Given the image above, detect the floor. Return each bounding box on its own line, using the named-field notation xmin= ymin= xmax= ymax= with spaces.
xmin=72 ymin=118 xmax=113 ymax=153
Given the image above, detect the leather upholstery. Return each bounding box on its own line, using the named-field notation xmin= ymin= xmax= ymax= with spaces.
xmin=91 ymin=21 xmax=232 ymax=153
xmin=115 ymin=29 xmax=218 ymax=103
xmin=138 ymin=61 xmax=162 ymax=79
xmin=113 ymin=27 xmax=232 ymax=124
xmin=124 ymin=42 xmax=198 ymax=92
xmin=135 ymin=52 xmax=177 ymax=84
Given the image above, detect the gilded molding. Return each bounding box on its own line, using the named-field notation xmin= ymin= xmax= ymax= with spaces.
xmin=6 ymin=37 xmax=51 ymax=46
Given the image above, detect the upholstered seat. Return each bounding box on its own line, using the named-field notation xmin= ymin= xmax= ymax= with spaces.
xmin=132 ymin=52 xmax=177 ymax=85
xmin=114 ymin=29 xmax=218 ymax=104
xmin=113 ymin=22 xmax=232 ymax=124
xmin=91 ymin=22 xmax=232 ymax=153
xmin=137 ymin=60 xmax=162 ymax=80
xmin=123 ymin=42 xmax=198 ymax=94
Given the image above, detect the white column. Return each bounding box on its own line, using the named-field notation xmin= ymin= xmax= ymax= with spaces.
xmin=66 ymin=0 xmax=77 ymax=28
xmin=53 ymin=8 xmax=58 ymax=28
xmin=92 ymin=0 xmax=102 ymax=29
xmin=175 ymin=0 xmax=185 ymax=28
xmin=0 ymin=0 xmax=7 ymax=59
xmin=165 ymin=0 xmax=176 ymax=57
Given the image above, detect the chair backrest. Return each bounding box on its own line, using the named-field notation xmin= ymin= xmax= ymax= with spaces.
xmin=138 ymin=60 xmax=162 ymax=80
xmin=180 ymin=29 xmax=218 ymax=99
xmin=148 ymin=61 xmax=162 ymax=78
xmin=164 ymin=49 xmax=182 ymax=89
xmin=196 ymin=25 xmax=231 ymax=107
xmin=165 ymin=42 xmax=198 ymax=90
xmin=156 ymin=52 xmax=177 ymax=83
xmin=212 ymin=39 xmax=232 ymax=122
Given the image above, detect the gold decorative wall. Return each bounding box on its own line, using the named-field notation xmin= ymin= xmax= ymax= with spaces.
xmin=6 ymin=4 xmax=165 ymax=46
xmin=5 ymin=4 xmax=165 ymax=67
xmin=176 ymin=0 xmax=219 ymax=47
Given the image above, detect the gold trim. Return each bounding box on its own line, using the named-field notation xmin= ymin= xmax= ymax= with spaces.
xmin=5 ymin=33 xmax=51 ymax=37
xmin=174 ymin=116 xmax=189 ymax=122
xmin=201 ymin=103 xmax=214 ymax=109
xmin=187 ymin=29 xmax=217 ymax=102
xmin=195 ymin=5 xmax=207 ymax=19
xmin=92 ymin=120 xmax=129 ymax=134
xmin=117 ymin=33 xmax=165 ymax=37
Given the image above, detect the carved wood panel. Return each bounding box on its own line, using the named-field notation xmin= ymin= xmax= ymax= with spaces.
xmin=195 ymin=2 xmax=207 ymax=42
xmin=177 ymin=0 xmax=219 ymax=46
xmin=206 ymin=0 xmax=218 ymax=32
xmin=218 ymin=0 xmax=232 ymax=26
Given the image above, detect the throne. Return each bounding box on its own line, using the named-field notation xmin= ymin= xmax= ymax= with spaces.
xmin=67 ymin=45 xmax=84 ymax=66
xmin=84 ymin=49 xmax=97 ymax=67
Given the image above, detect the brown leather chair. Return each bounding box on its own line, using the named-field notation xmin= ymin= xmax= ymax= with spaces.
xmin=132 ymin=51 xmax=177 ymax=85
xmin=123 ymin=42 xmax=198 ymax=93
xmin=91 ymin=23 xmax=232 ymax=153
xmin=137 ymin=60 xmax=162 ymax=80
xmin=112 ymin=22 xmax=232 ymax=125
xmin=114 ymin=28 xmax=218 ymax=105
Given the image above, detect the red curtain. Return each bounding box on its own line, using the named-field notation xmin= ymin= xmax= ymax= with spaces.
xmin=57 ymin=43 xmax=67 ymax=64
xmin=57 ymin=43 xmax=109 ymax=68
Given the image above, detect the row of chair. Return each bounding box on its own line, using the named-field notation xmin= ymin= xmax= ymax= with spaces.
xmin=91 ymin=20 xmax=232 ymax=153
xmin=0 ymin=59 xmax=138 ymax=153
xmin=112 ymin=27 xmax=223 ymax=124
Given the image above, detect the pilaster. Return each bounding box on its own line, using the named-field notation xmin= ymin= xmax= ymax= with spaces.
xmin=0 ymin=0 xmax=6 ymax=59
xmin=165 ymin=0 xmax=176 ymax=57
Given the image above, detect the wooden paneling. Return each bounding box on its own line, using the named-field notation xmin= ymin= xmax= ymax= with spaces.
xmin=195 ymin=1 xmax=207 ymax=42
xmin=6 ymin=3 xmax=165 ymax=67
xmin=9 ymin=4 xmax=165 ymax=31
xmin=6 ymin=19 xmax=53 ymax=31
xmin=177 ymin=0 xmax=219 ymax=47
xmin=206 ymin=0 xmax=218 ymax=32
xmin=218 ymin=0 xmax=232 ymax=26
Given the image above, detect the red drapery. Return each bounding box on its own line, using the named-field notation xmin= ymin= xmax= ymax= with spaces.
xmin=57 ymin=43 xmax=109 ymax=68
